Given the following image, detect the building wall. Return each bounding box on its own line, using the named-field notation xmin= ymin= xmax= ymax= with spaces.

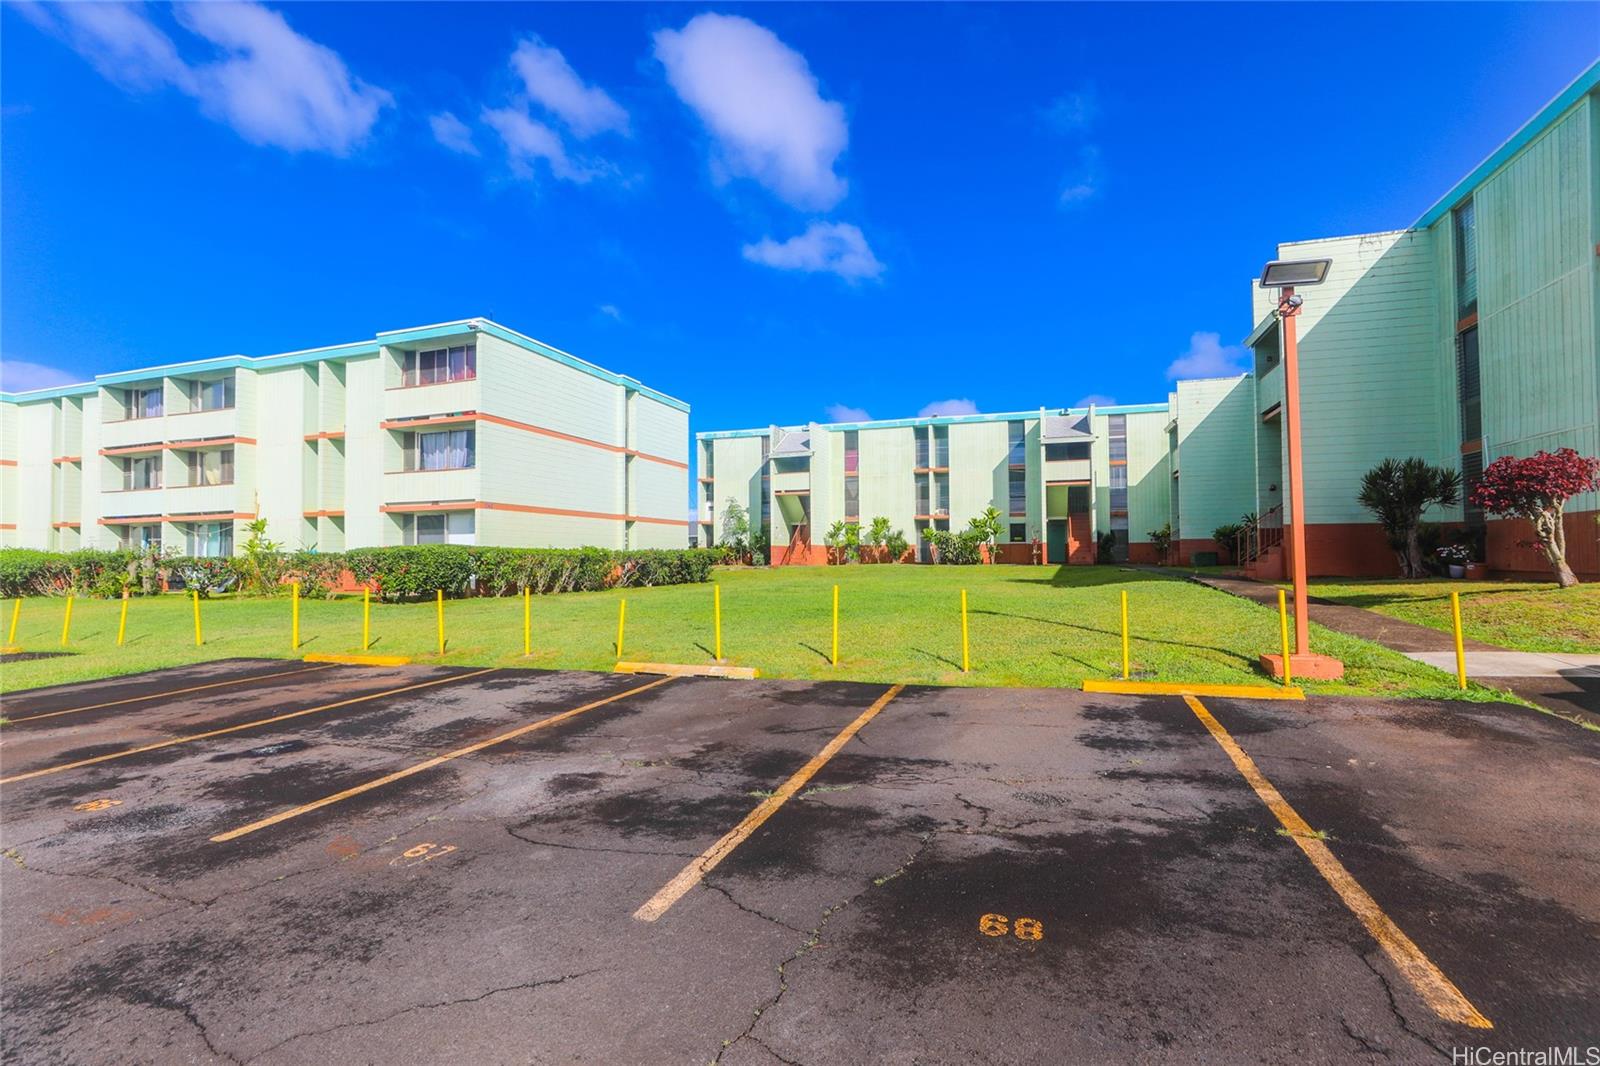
xmin=1172 ymin=376 xmax=1256 ymax=559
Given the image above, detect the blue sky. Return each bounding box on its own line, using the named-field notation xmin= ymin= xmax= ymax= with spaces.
xmin=2 ymin=3 xmax=1595 ymax=438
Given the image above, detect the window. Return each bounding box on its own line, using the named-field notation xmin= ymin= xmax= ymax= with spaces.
xmin=122 ymin=524 xmax=161 ymax=550
xmin=916 ymin=475 xmax=931 ymax=516
xmin=403 ymin=345 xmax=477 ymax=387
xmin=1109 ymin=513 xmax=1129 ymax=562
xmin=1045 ymin=442 xmax=1091 ymax=462
xmin=1008 ymin=468 xmax=1027 ymax=514
xmin=933 ymin=426 xmax=949 ymax=467
xmin=1108 ymin=414 xmax=1128 ymax=462
xmin=1109 ymin=465 xmax=1128 ymax=512
xmin=935 ymin=475 xmax=950 ymax=514
xmin=1456 ymin=327 xmax=1481 ymax=444
xmin=122 ymin=455 xmax=161 ymax=490
xmin=1007 ymin=421 xmax=1026 ymax=465
xmin=1009 ymin=522 xmax=1026 ymax=543
xmin=1454 ymin=201 xmax=1477 ymax=319
xmin=407 ymin=511 xmax=476 ymax=546
xmin=844 ymin=476 xmax=860 ymax=519
xmin=125 ymin=387 xmax=162 ymax=420
xmin=188 ymin=375 xmax=235 ymax=412
xmin=843 ymin=430 xmax=859 ymax=474
xmin=759 ymin=437 xmax=771 ymax=528
xmin=185 ymin=522 xmax=233 ymax=558
xmin=186 ymin=448 xmax=234 ymax=486
xmin=406 ymin=429 xmax=475 ymax=471
xmin=915 ymin=429 xmax=930 ymax=468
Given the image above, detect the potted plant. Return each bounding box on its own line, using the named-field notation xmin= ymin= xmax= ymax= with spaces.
xmin=1436 ymin=543 xmax=1472 ymax=578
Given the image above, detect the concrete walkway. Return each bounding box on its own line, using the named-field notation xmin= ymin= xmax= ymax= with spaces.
xmin=1179 ymin=570 xmax=1600 ymax=726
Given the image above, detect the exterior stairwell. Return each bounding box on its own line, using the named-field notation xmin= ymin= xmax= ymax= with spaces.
xmin=1234 ymin=506 xmax=1285 ymax=580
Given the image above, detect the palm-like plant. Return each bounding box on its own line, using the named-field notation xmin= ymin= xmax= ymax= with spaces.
xmin=1357 ymin=458 xmax=1462 ymax=577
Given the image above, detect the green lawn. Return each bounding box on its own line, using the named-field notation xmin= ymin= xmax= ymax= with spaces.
xmin=1306 ymin=578 xmax=1600 ymax=655
xmin=0 ymin=565 xmax=1520 ymax=701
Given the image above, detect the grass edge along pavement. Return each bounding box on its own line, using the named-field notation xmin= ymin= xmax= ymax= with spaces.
xmin=1300 ymin=578 xmax=1600 ymax=656
xmin=0 ymin=565 xmax=1541 ymax=707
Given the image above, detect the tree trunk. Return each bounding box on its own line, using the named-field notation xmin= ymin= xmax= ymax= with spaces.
xmin=1535 ymin=506 xmax=1580 ymax=588
xmin=1404 ymin=525 xmax=1424 ymax=578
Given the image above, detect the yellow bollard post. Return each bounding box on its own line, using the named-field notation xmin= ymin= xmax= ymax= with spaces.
xmin=831 ymin=584 xmax=839 ymax=667
xmin=616 ymin=598 xmax=627 ymax=660
xmin=117 ymin=589 xmax=130 ymax=647
xmin=713 ymin=584 xmax=722 ymax=662
xmin=522 ymin=586 xmax=531 ymax=657
xmin=1451 ymin=590 xmax=1467 ymax=691
xmin=60 ymin=594 xmax=75 ymax=648
xmin=436 ymin=589 xmax=445 ymax=656
xmin=192 ymin=589 xmax=203 ymax=647
xmin=362 ymin=587 xmax=371 ymax=651
xmin=291 ymin=581 xmax=301 ymax=651
xmin=8 ymin=597 xmax=21 ymax=646
xmin=960 ymin=589 xmax=970 ymax=673
xmin=1277 ymin=588 xmax=1293 ymax=686
xmin=1120 ymin=590 xmax=1130 ymax=680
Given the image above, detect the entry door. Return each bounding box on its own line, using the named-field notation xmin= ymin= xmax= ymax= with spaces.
xmin=1046 ymin=519 xmax=1067 ymax=564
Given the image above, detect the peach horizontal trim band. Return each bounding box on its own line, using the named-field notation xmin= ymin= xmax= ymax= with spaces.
xmin=99 ymin=437 xmax=256 ymax=456
xmin=0 ymin=459 xmax=16 ymax=467
xmin=303 ymin=510 xmax=345 ymax=518
xmin=379 ymin=411 xmax=688 ymax=470
xmin=0 ymin=523 xmax=16 ymax=530
xmin=304 ymin=431 xmax=346 ymax=441
xmin=98 ymin=512 xmax=253 ymax=525
xmin=52 ymin=521 xmax=82 ymax=528
xmin=52 ymin=456 xmax=82 ymax=464
xmin=379 ymin=499 xmax=689 ymax=527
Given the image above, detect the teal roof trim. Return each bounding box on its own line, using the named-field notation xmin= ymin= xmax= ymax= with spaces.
xmin=1 ymin=318 xmax=686 ymax=413
xmin=1414 ymin=59 xmax=1599 ymax=229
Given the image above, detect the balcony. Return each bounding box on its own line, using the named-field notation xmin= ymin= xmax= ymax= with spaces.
xmin=384 ymin=377 xmax=480 ymax=422
xmin=166 ymin=482 xmax=241 ymax=515
xmin=1257 ymin=361 xmax=1284 ymax=418
xmin=384 ymin=466 xmax=481 ymax=504
xmin=1043 ymin=457 xmax=1092 ymax=484
xmin=165 ymin=406 xmax=239 ymax=442
xmin=101 ymin=486 xmax=166 ymax=519
xmin=770 ymin=467 xmax=811 ymax=495
xmin=100 ymin=415 xmax=168 ymax=451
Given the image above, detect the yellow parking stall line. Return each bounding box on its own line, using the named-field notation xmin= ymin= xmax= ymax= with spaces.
xmin=1083 ymin=679 xmax=1305 ymax=701
xmin=1182 ymin=694 xmax=1491 ymax=1030
xmin=634 ymin=683 xmax=905 ymax=923
xmin=303 ymin=653 xmax=412 ymax=667
xmin=0 ymin=669 xmax=498 ymax=786
xmin=211 ymin=675 xmax=675 ymax=842
xmin=2 ymin=664 xmax=341 ymax=726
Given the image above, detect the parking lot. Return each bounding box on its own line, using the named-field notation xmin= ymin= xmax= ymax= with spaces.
xmin=1 ymin=658 xmax=1596 ymax=1064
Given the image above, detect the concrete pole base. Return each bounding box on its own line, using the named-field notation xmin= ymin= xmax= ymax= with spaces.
xmin=1260 ymin=652 xmax=1345 ymax=681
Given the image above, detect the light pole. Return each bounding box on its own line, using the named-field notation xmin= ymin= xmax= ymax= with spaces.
xmin=1259 ymin=258 xmax=1343 ymax=681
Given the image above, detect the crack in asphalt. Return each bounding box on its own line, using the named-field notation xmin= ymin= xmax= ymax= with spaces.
xmin=503 ymin=823 xmax=697 ymax=859
xmin=1356 ymin=951 xmax=1450 ymax=1059
xmin=711 ymin=830 xmax=936 ymax=1066
xmin=703 ymin=882 xmax=810 ymax=936
xmin=239 ymin=969 xmax=605 ymax=1063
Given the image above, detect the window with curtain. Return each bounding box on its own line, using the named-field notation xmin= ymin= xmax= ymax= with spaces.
xmin=408 ymin=429 xmax=475 ymax=471
xmin=186 ymin=522 xmax=233 ymax=557
xmin=843 ymin=430 xmax=859 ymax=474
xmin=125 ymin=387 xmax=163 ymax=420
xmin=410 ymin=511 xmax=476 ymax=545
xmin=122 ymin=524 xmax=161 ymax=550
xmin=187 ymin=448 xmax=234 ymax=486
xmin=403 ymin=345 xmax=476 ymax=386
xmin=1008 ymin=468 xmax=1027 ymax=514
xmin=189 ymin=375 xmax=235 ymax=412
xmin=122 ymin=455 xmax=161 ymax=490
xmin=844 ymin=476 xmax=859 ymax=518
xmin=1109 ymin=465 xmax=1128 ymax=512
xmin=1007 ymin=421 xmax=1026 ymax=465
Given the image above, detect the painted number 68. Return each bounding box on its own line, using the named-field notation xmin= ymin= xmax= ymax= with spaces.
xmin=979 ymin=913 xmax=1044 ymax=940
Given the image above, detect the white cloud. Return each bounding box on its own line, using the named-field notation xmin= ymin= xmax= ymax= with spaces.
xmin=1073 ymin=394 xmax=1117 ymax=408
xmin=825 ymin=403 xmax=871 ymax=423
xmin=597 ymin=304 xmax=623 ymax=321
xmin=429 ymin=111 xmax=478 ymax=155
xmin=1043 ymin=87 xmax=1096 ymax=132
xmin=655 ymin=13 xmax=848 ymax=210
xmin=0 ymin=358 xmax=83 ymax=393
xmin=510 ymin=36 xmax=628 ymax=138
xmin=1167 ymin=331 xmax=1250 ymax=379
xmin=741 ymin=222 xmax=884 ymax=282
xmin=17 ymin=1 xmax=390 ymax=155
xmin=918 ymin=399 xmax=980 ymax=418
xmin=1059 ymin=145 xmax=1101 ymax=205
xmin=482 ymin=106 xmax=595 ymax=183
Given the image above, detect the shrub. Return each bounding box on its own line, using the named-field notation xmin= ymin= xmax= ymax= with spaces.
xmin=925 ymin=528 xmax=983 ymax=565
xmin=1358 ymin=457 xmax=1463 ymax=578
xmin=168 ymin=556 xmax=238 ymax=597
xmin=289 ymin=550 xmax=348 ymax=599
xmin=1147 ymin=522 xmax=1174 ymax=565
xmin=1095 ymin=531 xmax=1118 ymax=564
xmin=884 ymin=528 xmax=909 ymax=562
xmin=1211 ymin=522 xmax=1243 ymax=562
xmin=239 ymin=519 xmax=291 ymax=596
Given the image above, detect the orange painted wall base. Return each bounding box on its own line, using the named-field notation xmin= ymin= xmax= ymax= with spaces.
xmin=1486 ymin=509 xmax=1598 ymax=579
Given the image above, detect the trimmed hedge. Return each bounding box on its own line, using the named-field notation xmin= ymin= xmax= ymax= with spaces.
xmin=0 ymin=545 xmax=718 ymax=601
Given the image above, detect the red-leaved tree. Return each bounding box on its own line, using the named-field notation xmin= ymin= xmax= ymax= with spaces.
xmin=1469 ymin=448 xmax=1600 ymax=588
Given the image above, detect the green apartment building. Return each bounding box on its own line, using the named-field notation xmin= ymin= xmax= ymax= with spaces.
xmin=0 ymin=319 xmax=689 ymax=555
xmin=1231 ymin=60 xmax=1600 ymax=578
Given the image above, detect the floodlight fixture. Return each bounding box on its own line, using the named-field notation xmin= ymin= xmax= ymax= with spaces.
xmin=1259 ymin=259 xmax=1332 ymax=288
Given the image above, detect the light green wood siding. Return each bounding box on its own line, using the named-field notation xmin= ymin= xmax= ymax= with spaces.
xmin=1173 ymin=377 xmax=1256 ymax=543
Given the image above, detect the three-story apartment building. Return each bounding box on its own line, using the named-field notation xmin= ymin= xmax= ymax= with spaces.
xmin=0 ymin=319 xmax=689 ymax=554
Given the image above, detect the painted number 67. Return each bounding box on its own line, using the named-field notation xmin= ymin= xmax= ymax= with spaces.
xmin=979 ymin=913 xmax=1044 ymax=940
